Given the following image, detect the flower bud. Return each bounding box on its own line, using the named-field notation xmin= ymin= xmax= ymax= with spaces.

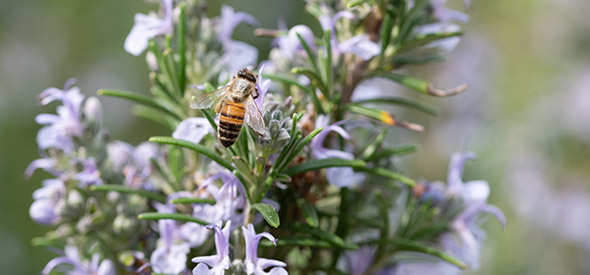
xmin=84 ymin=96 xmax=103 ymax=124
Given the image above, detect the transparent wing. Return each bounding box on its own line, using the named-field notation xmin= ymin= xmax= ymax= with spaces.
xmin=245 ymin=95 xmax=266 ymax=135
xmin=190 ymin=86 xmax=229 ymax=109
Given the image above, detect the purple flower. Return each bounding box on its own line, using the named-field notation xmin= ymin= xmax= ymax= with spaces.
xmin=124 ymin=0 xmax=174 ymax=56
xmin=446 ymin=152 xmax=490 ymax=203
xmin=192 ymin=221 xmax=232 ymax=275
xmin=255 ymin=63 xmax=271 ymax=107
xmin=337 ymin=34 xmax=380 ymax=61
xmin=42 ymin=245 xmax=115 ymax=275
xmin=36 ymin=81 xmax=85 ymax=153
xmin=318 ymin=10 xmax=355 ymax=33
xmin=150 ymin=196 xmax=192 ymax=274
xmin=343 ymin=246 xmax=376 ymax=275
xmin=107 ymin=141 xmax=158 ymax=189
xmin=25 ymin=158 xmax=58 ymax=178
xmin=440 ymin=203 xmax=506 ymax=270
xmin=30 ymin=179 xmax=65 ymax=225
xmin=311 ymin=115 xmax=363 ymax=188
xmin=274 ymin=25 xmax=316 ymax=60
xmin=218 ymin=6 xmax=259 ymax=76
xmin=431 ymin=0 xmax=469 ymax=22
xmin=74 ymin=158 xmax=103 ymax=186
xmin=413 ymin=23 xmax=462 ymax=54
xmin=318 ymin=9 xmax=357 ymax=54
xmin=172 ymin=118 xmax=213 ymax=144
xmin=197 ymin=164 xmax=247 ymax=226
xmin=242 ymin=224 xmax=287 ymax=275
xmin=439 ymin=152 xmax=506 ymax=270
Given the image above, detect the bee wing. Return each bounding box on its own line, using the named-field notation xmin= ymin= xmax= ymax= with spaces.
xmin=190 ymin=86 xmax=229 ymax=109
xmin=245 ymin=95 xmax=266 ymax=136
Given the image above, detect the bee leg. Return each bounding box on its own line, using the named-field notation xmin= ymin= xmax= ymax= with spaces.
xmin=215 ymin=102 xmax=222 ymax=113
xmin=253 ymin=88 xmax=259 ymax=99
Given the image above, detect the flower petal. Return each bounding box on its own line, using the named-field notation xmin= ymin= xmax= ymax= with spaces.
xmin=338 ymin=34 xmax=380 ymax=61
xmin=172 ymin=118 xmax=213 ymax=144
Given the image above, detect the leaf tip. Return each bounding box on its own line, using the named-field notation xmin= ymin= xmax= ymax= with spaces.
xmin=427 ymin=83 xmax=469 ymax=97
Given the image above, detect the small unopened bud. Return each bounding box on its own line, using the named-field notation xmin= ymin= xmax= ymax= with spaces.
xmin=67 ymin=190 xmax=84 ymax=208
xmin=113 ymin=215 xmax=135 ymax=234
xmin=146 ymin=51 xmax=158 ymax=71
xmin=84 ymin=96 xmax=103 ymax=124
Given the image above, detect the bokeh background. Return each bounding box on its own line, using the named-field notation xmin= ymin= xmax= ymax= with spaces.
xmin=1 ymin=0 xmax=588 ymax=274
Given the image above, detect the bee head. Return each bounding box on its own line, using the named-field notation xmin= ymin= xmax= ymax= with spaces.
xmin=237 ymin=68 xmax=257 ymax=84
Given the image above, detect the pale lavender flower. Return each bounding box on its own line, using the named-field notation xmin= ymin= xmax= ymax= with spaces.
xmin=431 ymin=0 xmax=469 ymax=22
xmin=150 ymin=196 xmax=192 ymax=274
xmin=318 ymin=10 xmax=355 ymax=33
xmin=192 ymin=221 xmax=232 ymax=275
xmin=25 ymin=158 xmax=58 ymax=178
xmin=198 ymin=165 xmax=247 ymax=226
xmin=218 ymin=5 xmax=259 ymax=75
xmin=172 ymin=117 xmax=213 ymax=144
xmin=30 ymin=179 xmax=65 ymax=225
xmin=42 ymin=245 xmax=115 ymax=275
xmin=446 ymin=152 xmax=490 ymax=204
xmin=413 ymin=23 xmax=462 ymax=54
xmin=255 ymin=63 xmax=271 ymax=107
xmin=242 ymin=223 xmax=287 ymax=275
xmin=107 ymin=141 xmax=158 ymax=189
xmin=439 ymin=152 xmax=506 ymax=270
xmin=36 ymin=82 xmax=85 ymax=153
xmin=343 ymin=246 xmax=376 ymax=275
xmin=275 ymin=25 xmax=316 ymax=60
xmin=74 ymin=158 xmax=102 ymax=186
xmin=124 ymin=0 xmax=174 ymax=56
xmin=337 ymin=34 xmax=380 ymax=61
xmin=311 ymin=115 xmax=362 ymax=188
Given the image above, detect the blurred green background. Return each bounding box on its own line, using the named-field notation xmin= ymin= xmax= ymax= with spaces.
xmin=1 ymin=0 xmax=588 ymax=274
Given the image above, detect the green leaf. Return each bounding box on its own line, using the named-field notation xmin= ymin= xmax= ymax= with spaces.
xmin=291 ymin=67 xmax=328 ymax=97
xmin=170 ymin=197 xmax=216 ymax=205
xmin=232 ymin=156 xmax=256 ymax=186
xmin=148 ymin=136 xmax=233 ymax=171
xmin=138 ymin=212 xmax=208 ymax=225
xmin=260 ymin=73 xmax=310 ymax=93
xmin=97 ymin=89 xmax=182 ymax=120
xmin=259 ymin=237 xmax=332 ymax=248
xmin=275 ymin=173 xmax=292 ymax=183
xmin=364 ymin=145 xmax=417 ymax=161
xmin=278 ymin=127 xmax=323 ymax=171
xmin=296 ymin=32 xmax=319 ymax=73
xmin=251 ymin=203 xmax=280 ymax=228
xmin=367 ymin=71 xmax=468 ymax=97
xmin=177 ymin=3 xmax=187 ymax=92
xmin=283 ymin=158 xmax=366 ymax=177
xmin=90 ymin=184 xmax=166 ymax=203
xmin=347 ymin=0 xmax=371 ymax=8
xmin=344 ymin=104 xmax=424 ymax=131
xmin=391 ymin=239 xmax=467 ymax=269
xmin=379 ymin=10 xmax=394 ymax=57
xmin=297 ymin=199 xmax=319 ymax=228
xmin=353 ymin=97 xmax=438 ymax=116
xmin=323 ymin=29 xmax=333 ymax=97
xmin=396 ymin=31 xmax=464 ymax=55
xmin=354 ymin=166 xmax=416 ymax=186
xmin=283 ymin=223 xmax=358 ymax=250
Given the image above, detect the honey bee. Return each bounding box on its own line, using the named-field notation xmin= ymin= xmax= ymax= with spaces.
xmin=191 ymin=68 xmax=266 ymax=147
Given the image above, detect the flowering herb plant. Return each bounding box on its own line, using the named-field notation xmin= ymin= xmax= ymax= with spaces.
xmin=28 ymin=0 xmax=505 ymax=274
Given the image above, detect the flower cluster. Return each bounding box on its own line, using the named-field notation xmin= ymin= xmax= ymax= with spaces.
xmin=28 ymin=0 xmax=504 ymax=274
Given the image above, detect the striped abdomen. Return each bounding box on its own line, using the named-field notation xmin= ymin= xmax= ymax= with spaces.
xmin=218 ymin=100 xmax=245 ymax=147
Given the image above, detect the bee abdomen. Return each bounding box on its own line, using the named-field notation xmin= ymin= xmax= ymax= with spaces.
xmin=218 ymin=116 xmax=243 ymax=148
